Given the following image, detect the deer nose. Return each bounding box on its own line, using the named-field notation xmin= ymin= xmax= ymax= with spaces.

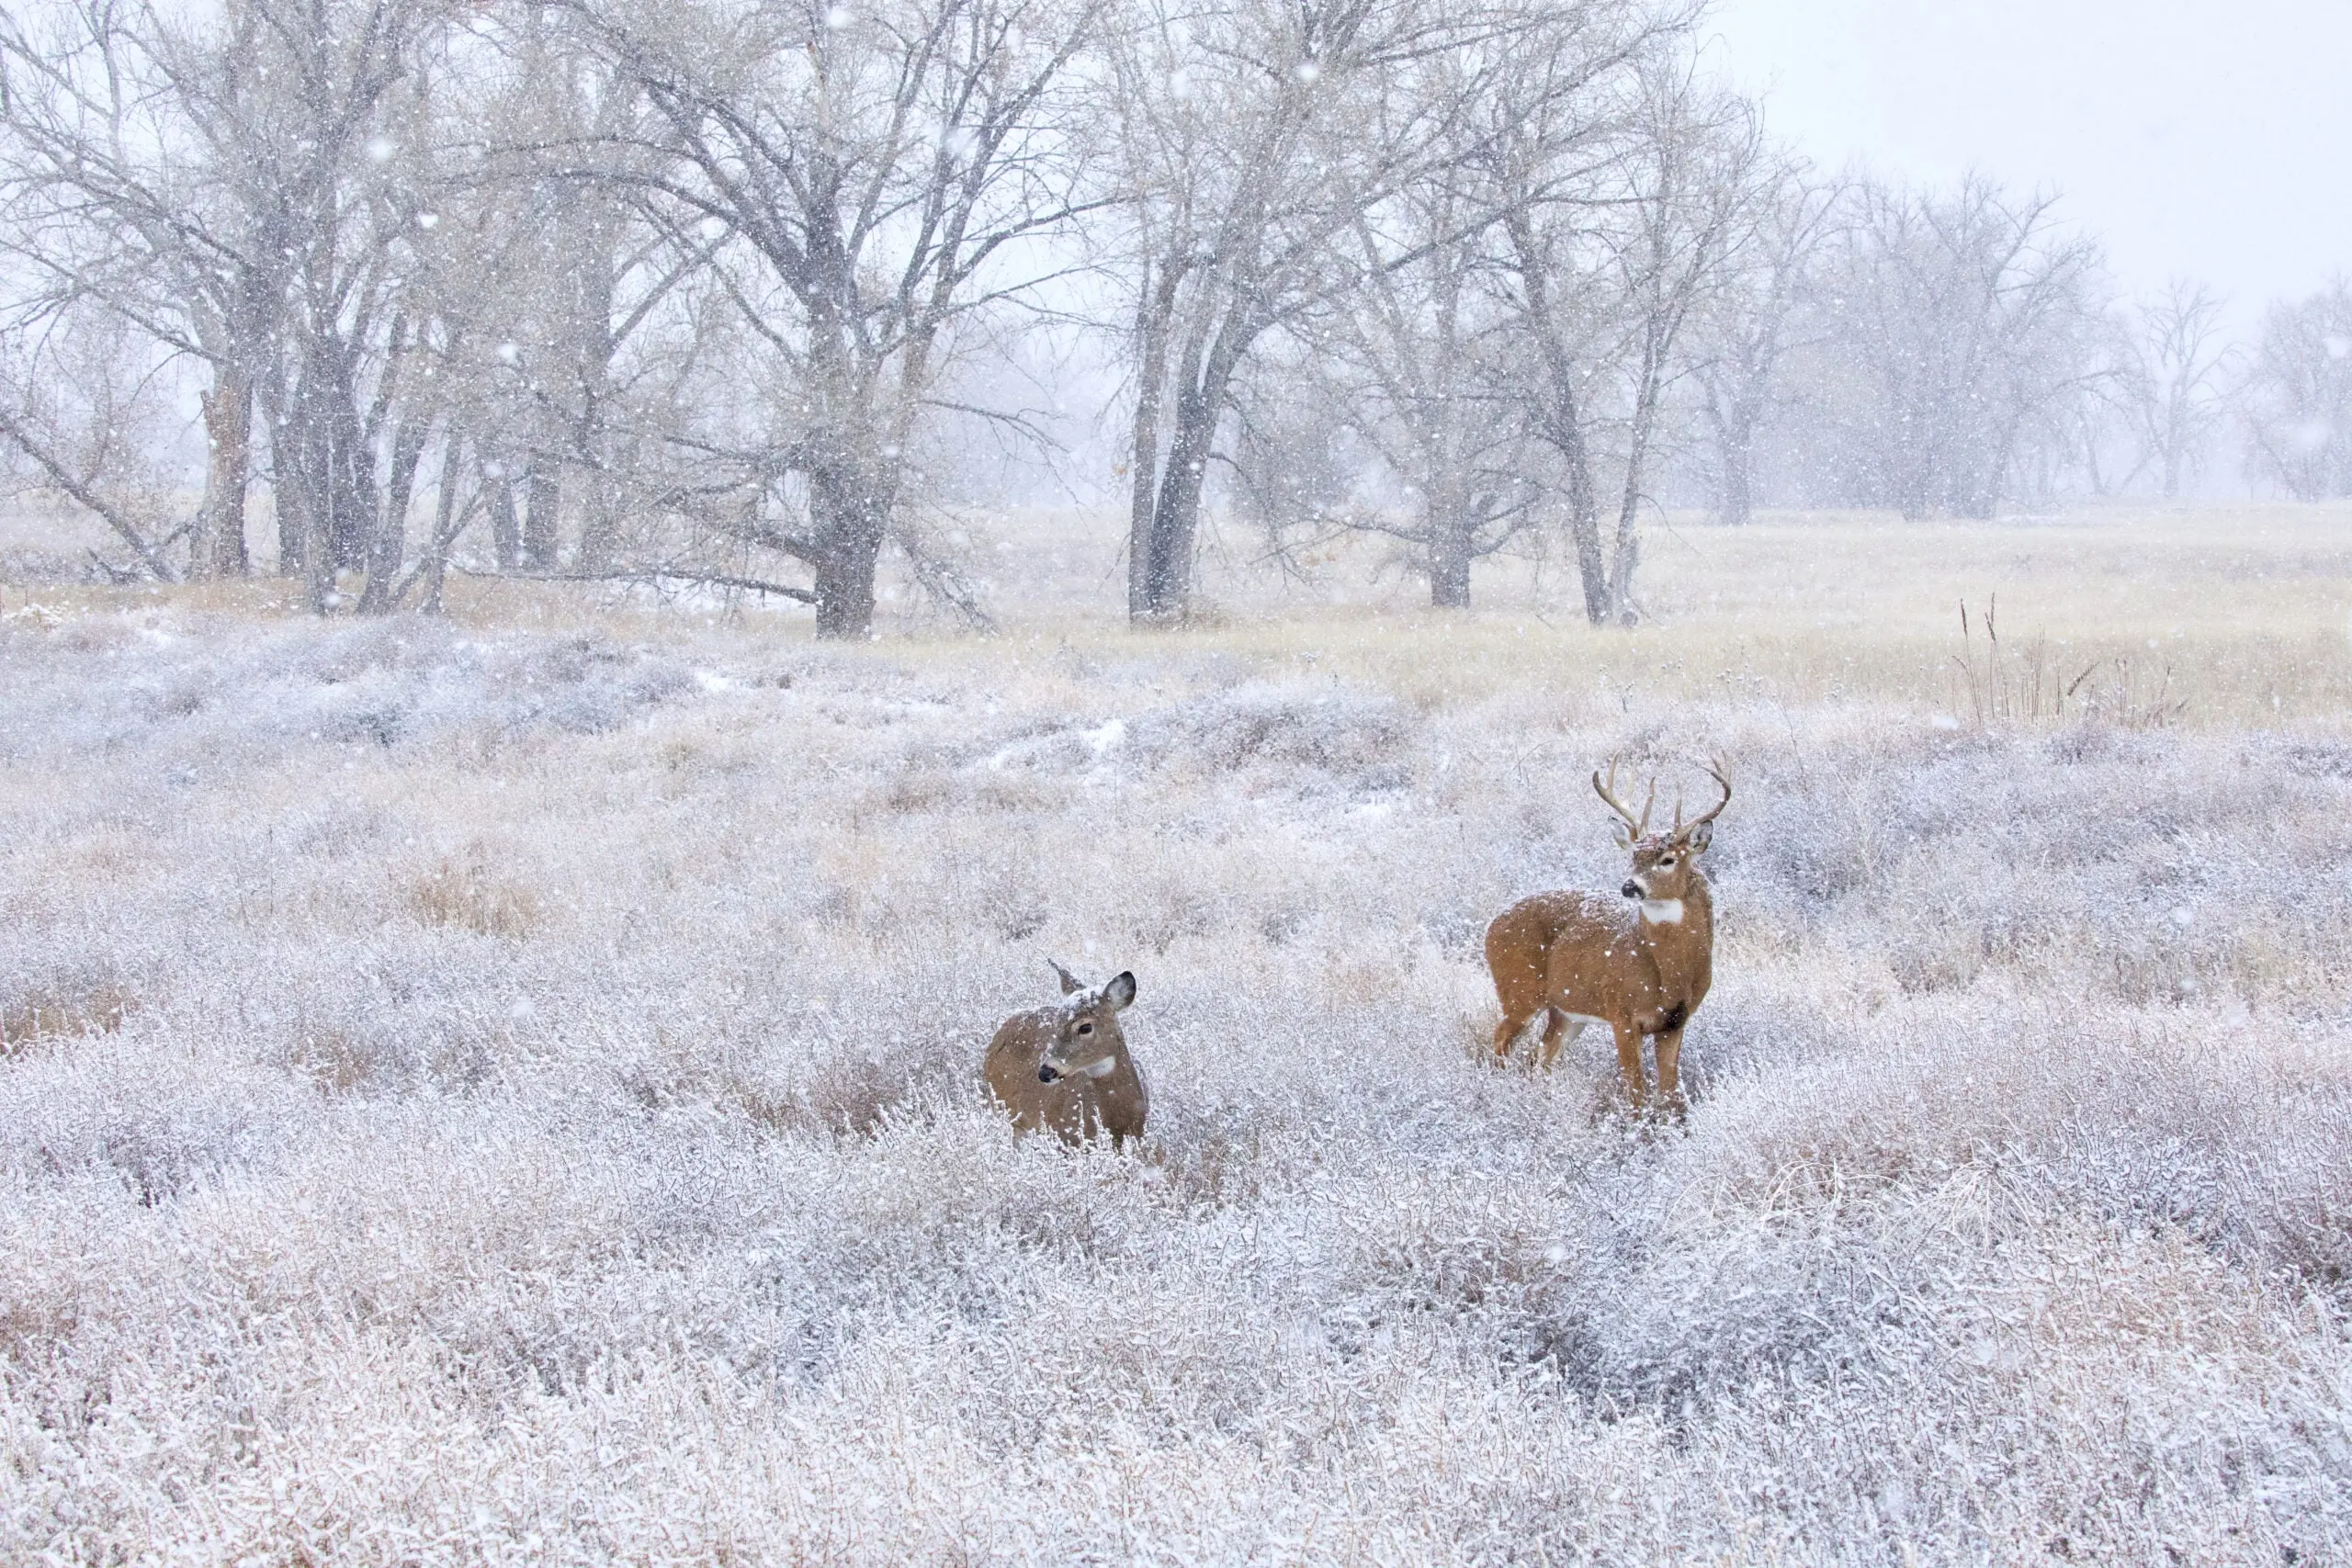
xmin=1037 ymin=1064 xmax=1060 ymax=1084
xmin=1621 ymin=880 xmax=1642 ymax=898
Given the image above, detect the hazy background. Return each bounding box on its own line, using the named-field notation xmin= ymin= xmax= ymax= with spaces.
xmin=1709 ymin=0 xmax=2352 ymax=309
xmin=2 ymin=0 xmax=2346 ymax=619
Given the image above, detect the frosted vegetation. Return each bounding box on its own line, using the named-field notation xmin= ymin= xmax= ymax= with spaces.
xmin=2 ymin=0 xmax=2347 ymax=1556
xmin=6 ymin=511 xmax=2350 ymax=1561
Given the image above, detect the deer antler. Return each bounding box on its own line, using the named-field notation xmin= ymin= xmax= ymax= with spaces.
xmin=1592 ymin=759 xmax=1655 ymax=838
xmin=1682 ymin=756 xmax=1732 ymax=830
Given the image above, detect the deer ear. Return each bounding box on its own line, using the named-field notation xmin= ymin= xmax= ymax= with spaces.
xmin=1681 ymin=820 xmax=1713 ymax=853
xmin=1609 ymin=818 xmax=1635 ymax=850
xmin=1048 ymin=959 xmax=1083 ymax=995
xmin=1102 ymin=971 xmax=1136 ymax=1010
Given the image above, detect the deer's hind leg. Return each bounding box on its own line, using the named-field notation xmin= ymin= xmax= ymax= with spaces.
xmin=1536 ymin=1010 xmax=1589 ymax=1070
xmin=1491 ymin=1012 xmax=1523 ymax=1061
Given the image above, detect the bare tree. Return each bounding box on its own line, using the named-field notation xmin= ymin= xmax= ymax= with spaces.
xmin=0 ymin=0 xmax=474 ymax=609
xmin=2242 ymin=278 xmax=2352 ymax=502
xmin=1257 ymin=31 xmax=1554 ymax=612
xmin=1688 ymin=160 xmax=1837 ymax=525
xmin=0 ymin=1 xmax=260 ymax=580
xmin=0 ymin=301 xmax=193 ymax=580
xmin=458 ymin=9 xmax=699 ymax=578
xmin=573 ymin=0 xmax=1103 ymax=637
xmin=2105 ymin=280 xmax=2235 ymax=501
xmin=1108 ymin=0 xmax=1542 ymax=624
xmin=1320 ymin=185 xmax=1538 ymax=607
xmin=1482 ymin=6 xmax=1725 ymax=625
xmin=1591 ymin=69 xmax=1757 ymax=618
xmin=1804 ymin=176 xmax=2105 ymax=520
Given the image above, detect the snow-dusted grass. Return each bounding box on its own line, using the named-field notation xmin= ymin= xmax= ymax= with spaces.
xmin=4 ymin=528 xmax=2352 ymax=1562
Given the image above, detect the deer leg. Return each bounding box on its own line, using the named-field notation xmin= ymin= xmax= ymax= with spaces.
xmin=1653 ymin=1027 xmax=1688 ymax=1121
xmin=1493 ymin=1010 xmax=1532 ymax=1062
xmin=1495 ymin=993 xmax=1558 ymax=1062
xmin=1533 ymin=1008 xmax=1564 ymax=1067
xmin=1611 ymin=1021 xmax=1648 ymax=1111
xmin=1538 ymin=1012 xmax=1589 ymax=1070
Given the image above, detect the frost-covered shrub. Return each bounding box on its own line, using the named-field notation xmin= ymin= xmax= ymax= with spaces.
xmin=1125 ymin=682 xmax=1409 ymax=782
xmin=1 ymin=612 xmax=2346 ymax=1564
xmin=406 ymin=851 xmax=542 ymax=938
xmin=0 ymin=960 xmax=131 ymax=1054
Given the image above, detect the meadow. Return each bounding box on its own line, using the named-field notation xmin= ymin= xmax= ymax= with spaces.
xmin=3 ymin=502 xmax=2350 ymax=1563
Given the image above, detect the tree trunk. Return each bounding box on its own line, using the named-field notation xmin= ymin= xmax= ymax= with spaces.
xmin=1610 ymin=357 xmax=1665 ymax=626
xmin=1134 ymin=305 xmax=1255 ymax=626
xmin=296 ymin=444 xmax=335 ymax=612
xmin=1609 ymin=468 xmax=1640 ymax=621
xmin=572 ymin=235 xmax=622 ymax=570
xmin=577 ymin=457 xmax=619 ymax=570
xmin=487 ymin=467 xmax=521 ymax=570
xmin=1538 ymin=387 xmax=1609 ymax=625
xmin=811 ymin=540 xmax=881 ymax=637
xmin=808 ymin=458 xmax=895 ymax=638
xmin=1711 ymin=383 xmax=1759 ymax=527
xmin=272 ymin=421 xmax=306 ymax=580
xmin=326 ymin=378 xmax=373 ymax=573
xmin=358 ymin=417 xmax=428 ymax=614
xmin=257 ymin=391 xmax=334 ymax=607
xmin=2159 ymin=399 xmax=2185 ymax=500
xmin=1429 ymin=524 xmax=1473 ymax=608
xmin=1505 ymin=213 xmax=1610 ymax=626
xmin=1958 ymin=418 xmax=2016 ymax=519
xmin=523 ymin=463 xmax=560 ymax=570
xmin=275 ymin=483 xmax=305 ymax=580
xmin=1138 ymin=387 xmax=1216 ymax=622
xmin=1423 ymin=468 xmax=1474 ymax=609
xmin=198 ymin=369 xmax=252 ymax=578
xmin=1717 ymin=442 xmax=1753 ymax=526
xmin=421 ymin=429 xmax=466 ymax=614
xmin=1125 ymin=255 xmax=1182 ymax=619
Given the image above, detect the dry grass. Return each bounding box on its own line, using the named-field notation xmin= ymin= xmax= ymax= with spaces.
xmin=407 ymin=850 xmax=543 ymax=939
xmin=2 ymin=502 xmax=2349 ymax=1563
xmin=0 ymin=970 xmax=131 ymax=1055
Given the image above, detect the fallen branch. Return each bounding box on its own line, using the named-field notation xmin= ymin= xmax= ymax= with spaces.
xmin=0 ymin=405 xmax=179 ymax=581
xmin=453 ymin=563 xmax=819 ymax=604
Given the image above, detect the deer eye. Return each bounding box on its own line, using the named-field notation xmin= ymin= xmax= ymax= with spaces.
xmin=1076 ymin=1022 xmax=1094 ymax=1036
xmin=1658 ymin=856 xmax=1677 ymax=868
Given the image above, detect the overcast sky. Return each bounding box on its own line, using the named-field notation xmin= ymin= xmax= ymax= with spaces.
xmin=1703 ymin=0 xmax=2352 ymax=314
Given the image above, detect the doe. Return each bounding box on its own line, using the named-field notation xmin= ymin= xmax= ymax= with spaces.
xmin=1485 ymin=760 xmax=1730 ymax=1116
xmin=982 ymin=961 xmax=1147 ymax=1149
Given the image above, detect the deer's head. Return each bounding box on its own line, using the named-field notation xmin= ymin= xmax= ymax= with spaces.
xmin=1594 ymin=759 xmax=1731 ymax=908
xmin=1035 ymin=961 xmax=1137 ymax=1083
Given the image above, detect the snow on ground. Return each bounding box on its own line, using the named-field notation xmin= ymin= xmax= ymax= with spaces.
xmin=2 ymin=598 xmax=2348 ymax=1563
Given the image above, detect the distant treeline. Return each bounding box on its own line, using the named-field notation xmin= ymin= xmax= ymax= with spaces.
xmin=0 ymin=0 xmax=2345 ymax=629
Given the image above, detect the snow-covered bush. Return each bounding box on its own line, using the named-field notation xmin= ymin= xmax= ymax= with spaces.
xmin=1 ymin=605 xmax=2345 ymax=1563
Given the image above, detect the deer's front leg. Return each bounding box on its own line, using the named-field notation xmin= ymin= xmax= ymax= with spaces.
xmin=1610 ymin=1021 xmax=1648 ymax=1111
xmin=1653 ymin=1027 xmax=1688 ymax=1121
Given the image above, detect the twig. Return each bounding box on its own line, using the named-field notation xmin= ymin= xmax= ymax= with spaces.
xmin=451 ymin=564 xmax=819 ymax=604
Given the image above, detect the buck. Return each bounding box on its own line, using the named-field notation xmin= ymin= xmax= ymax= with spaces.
xmin=981 ymin=961 xmax=1147 ymax=1149
xmin=1486 ymin=760 xmax=1730 ymax=1116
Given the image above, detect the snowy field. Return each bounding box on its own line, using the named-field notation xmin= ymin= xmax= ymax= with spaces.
xmin=5 ymin=506 xmax=2352 ymax=1562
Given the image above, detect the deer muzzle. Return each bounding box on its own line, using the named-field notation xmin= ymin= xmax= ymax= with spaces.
xmin=1621 ymin=879 xmax=1642 ymax=898
xmin=1036 ymin=1063 xmax=1060 ymax=1084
